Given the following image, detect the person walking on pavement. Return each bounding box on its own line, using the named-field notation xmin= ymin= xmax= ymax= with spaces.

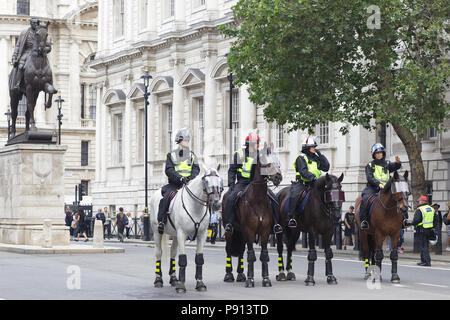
xmin=359 ymin=143 xmax=402 ymax=230
xmin=115 ymin=208 xmax=128 ymax=242
xmin=157 ymin=128 xmax=200 ymax=234
xmin=343 ymin=206 xmax=356 ymax=250
xmin=286 ymin=136 xmax=330 ymax=228
xmin=95 ymin=208 xmax=106 ymax=238
xmin=407 ymin=196 xmax=437 ymax=266
xmin=209 ymin=210 xmax=220 ymax=245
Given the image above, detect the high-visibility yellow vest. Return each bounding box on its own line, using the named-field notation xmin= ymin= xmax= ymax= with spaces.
xmin=170 ymin=151 xmax=195 ymax=177
xmin=418 ymin=205 xmax=435 ymax=229
xmin=294 ymin=154 xmax=321 ymax=182
xmin=369 ymin=162 xmax=389 ymax=186
xmin=236 ymin=150 xmax=254 ymax=179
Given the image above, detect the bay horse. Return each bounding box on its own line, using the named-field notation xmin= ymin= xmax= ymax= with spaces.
xmin=150 ymin=166 xmax=223 ymax=293
xmin=222 ymin=143 xmax=282 ymax=288
xmin=8 ymin=21 xmax=57 ymax=137
xmin=277 ymin=173 xmax=345 ymax=286
xmin=355 ymin=171 xmax=409 ymax=283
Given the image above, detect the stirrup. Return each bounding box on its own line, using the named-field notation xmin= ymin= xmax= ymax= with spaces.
xmin=225 ymin=223 xmax=233 ymax=234
xmin=360 ymin=220 xmax=369 ymax=230
xmin=157 ymin=222 xmax=165 ymax=234
xmin=273 ymin=224 xmax=283 ymax=234
xmin=288 ymin=219 xmax=297 ymax=229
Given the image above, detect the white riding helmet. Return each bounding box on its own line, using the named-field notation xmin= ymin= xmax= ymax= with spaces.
xmin=175 ymin=128 xmax=191 ymax=144
xmin=302 ymin=136 xmax=318 ymax=149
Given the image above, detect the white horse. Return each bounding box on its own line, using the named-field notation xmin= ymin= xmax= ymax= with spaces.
xmin=150 ymin=166 xmax=223 ymax=293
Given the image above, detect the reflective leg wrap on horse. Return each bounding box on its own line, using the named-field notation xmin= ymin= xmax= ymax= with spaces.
xmin=390 ymin=249 xmax=398 ymax=274
xmin=225 ymin=256 xmax=233 ymax=274
xmin=195 ymin=253 xmax=204 ymax=280
xmin=156 ymin=260 xmax=162 ymax=277
xmin=169 ymin=258 xmax=176 ymax=276
xmin=375 ymin=248 xmax=384 ymax=270
xmin=238 ymin=256 xmax=244 ymax=274
xmin=178 ymin=254 xmax=187 ymax=283
xmin=278 ymin=256 xmax=284 ymax=272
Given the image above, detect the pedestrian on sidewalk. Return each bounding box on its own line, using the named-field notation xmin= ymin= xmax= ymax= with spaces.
xmin=209 ymin=210 xmax=220 ymax=245
xmin=65 ymin=206 xmax=73 ymax=238
xmin=443 ymin=202 xmax=450 ymax=251
xmin=95 ymin=208 xmax=106 ymax=238
xmin=115 ymin=208 xmax=128 ymax=242
xmin=343 ymin=206 xmax=355 ymax=250
xmin=125 ymin=212 xmax=133 ymax=239
xmin=71 ymin=210 xmax=79 ymax=241
xmin=104 ymin=207 xmax=111 ymax=240
xmin=76 ymin=209 xmax=89 ymax=242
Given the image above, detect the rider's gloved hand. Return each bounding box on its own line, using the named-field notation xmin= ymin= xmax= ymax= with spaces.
xmin=180 ymin=177 xmax=188 ymax=184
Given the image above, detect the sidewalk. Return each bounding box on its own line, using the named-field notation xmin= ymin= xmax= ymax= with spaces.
xmin=103 ymin=229 xmax=450 ymax=264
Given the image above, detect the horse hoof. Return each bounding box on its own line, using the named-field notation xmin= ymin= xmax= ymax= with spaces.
xmin=287 ymin=272 xmax=296 ymax=281
xmin=224 ymin=273 xmax=235 ymax=282
xmin=262 ymin=278 xmax=272 ymax=287
xmin=364 ymin=273 xmax=371 ymax=281
xmin=245 ymin=279 xmax=255 ymax=288
xmin=276 ymin=272 xmax=287 ymax=281
xmin=305 ymin=276 xmax=315 ymax=286
xmin=236 ymin=273 xmax=246 ymax=282
xmin=169 ymin=275 xmax=178 ymax=287
xmin=327 ymin=276 xmax=337 ymax=285
xmin=175 ymin=282 xmax=186 ymax=293
xmin=154 ymin=277 xmax=163 ymax=288
xmin=195 ymin=281 xmax=207 ymax=292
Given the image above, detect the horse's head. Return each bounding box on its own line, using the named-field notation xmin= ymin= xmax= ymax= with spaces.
xmin=322 ymin=173 xmax=345 ymax=223
xmin=35 ymin=22 xmax=50 ymax=56
xmin=259 ymin=142 xmax=282 ymax=187
xmin=385 ymin=171 xmax=410 ymax=216
xmin=201 ymin=166 xmax=224 ymax=211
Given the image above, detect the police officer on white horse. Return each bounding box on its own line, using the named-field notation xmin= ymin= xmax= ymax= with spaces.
xmin=157 ymin=128 xmax=200 ymax=234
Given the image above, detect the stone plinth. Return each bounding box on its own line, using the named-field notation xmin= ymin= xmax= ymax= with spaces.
xmin=0 ymin=143 xmax=69 ymax=246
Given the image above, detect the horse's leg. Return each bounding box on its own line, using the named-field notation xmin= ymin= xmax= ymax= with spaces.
xmin=373 ymin=231 xmax=384 ymax=282
xmin=260 ymin=240 xmax=272 ymax=287
xmin=224 ymin=237 xmax=234 ymax=282
xmin=390 ymin=231 xmax=401 ymax=283
xmin=323 ymin=233 xmax=337 ymax=285
xmin=25 ymin=110 xmax=30 ymax=132
xmin=305 ymin=231 xmax=317 ymax=286
xmin=10 ymin=95 xmax=18 ymax=138
xmin=276 ymin=231 xmax=286 ymax=281
xmin=245 ymin=237 xmax=256 ymax=288
xmin=25 ymin=87 xmax=37 ymax=131
xmin=286 ymin=230 xmax=298 ymax=281
xmin=359 ymin=230 xmax=371 ymax=280
xmin=153 ymin=232 xmax=163 ymax=288
xmin=236 ymin=253 xmax=246 ymax=282
xmin=169 ymin=236 xmax=178 ymax=286
xmin=175 ymin=229 xmax=187 ymax=293
xmin=194 ymin=229 xmax=208 ymax=292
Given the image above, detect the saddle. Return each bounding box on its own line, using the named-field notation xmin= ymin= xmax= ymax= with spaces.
xmin=358 ymin=193 xmax=378 ymax=220
xmin=284 ymin=189 xmax=311 ymax=216
xmin=166 ymin=190 xmax=178 ymax=215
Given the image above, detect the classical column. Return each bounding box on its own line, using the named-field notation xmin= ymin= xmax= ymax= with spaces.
xmin=205 ymin=0 xmax=219 ymax=20
xmin=239 ymin=84 xmax=256 ymax=143
xmin=0 ymin=36 xmax=9 ymax=116
xmin=100 ymin=83 xmax=108 ymax=182
xmin=95 ymin=84 xmax=103 ymax=182
xmin=174 ymin=0 xmax=186 ymax=30
xmin=171 ymin=57 xmax=185 ymax=133
xmin=69 ymin=39 xmax=81 ymax=127
xmin=203 ymin=49 xmax=218 ymax=161
xmin=123 ymin=75 xmax=132 ymax=182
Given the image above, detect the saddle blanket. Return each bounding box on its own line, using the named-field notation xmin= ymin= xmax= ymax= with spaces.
xmin=358 ymin=195 xmax=378 ymax=221
xmin=284 ymin=191 xmax=310 ymax=216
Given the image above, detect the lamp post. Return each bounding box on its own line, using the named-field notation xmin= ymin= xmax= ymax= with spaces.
xmin=55 ymin=92 xmax=64 ymax=145
xmin=225 ymin=51 xmax=235 ymax=163
xmin=5 ymin=105 xmax=11 ymax=141
xmin=141 ymin=66 xmax=152 ymax=241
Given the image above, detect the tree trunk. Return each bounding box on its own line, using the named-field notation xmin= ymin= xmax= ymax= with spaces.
xmin=390 ymin=122 xmax=427 ymax=209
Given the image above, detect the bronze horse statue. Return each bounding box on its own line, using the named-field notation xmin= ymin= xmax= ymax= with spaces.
xmin=277 ymin=173 xmax=345 ymax=285
xmin=8 ymin=21 xmax=57 ymax=138
xmin=355 ymin=171 xmax=409 ymax=283
xmin=222 ymin=143 xmax=282 ymax=287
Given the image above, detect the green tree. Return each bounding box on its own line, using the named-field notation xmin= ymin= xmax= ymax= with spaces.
xmin=221 ymin=0 xmax=449 ymax=202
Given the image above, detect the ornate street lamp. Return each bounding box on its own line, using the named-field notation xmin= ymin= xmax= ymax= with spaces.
xmin=5 ymin=105 xmax=11 ymax=141
xmin=141 ymin=66 xmax=152 ymax=241
xmin=54 ymin=91 xmax=64 ymax=145
xmin=225 ymin=52 xmax=235 ymax=164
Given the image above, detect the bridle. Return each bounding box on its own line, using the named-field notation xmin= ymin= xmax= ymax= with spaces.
xmin=322 ymin=181 xmax=345 ymax=220
xmin=377 ymin=178 xmax=410 ymax=213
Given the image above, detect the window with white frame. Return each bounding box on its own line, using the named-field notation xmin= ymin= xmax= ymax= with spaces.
xmin=232 ymin=91 xmax=240 ymax=152
xmin=193 ymin=0 xmax=206 ymax=8
xmin=114 ymin=0 xmax=125 ymax=39
xmin=428 ymin=127 xmax=437 ymax=139
xmin=164 ymin=104 xmax=173 ymax=152
xmin=88 ymin=85 xmax=97 ymax=120
xmin=140 ymin=0 xmax=148 ymax=30
xmin=317 ymin=122 xmax=329 ymax=145
xmin=274 ymin=123 xmax=285 ymax=150
xmin=194 ymin=97 xmax=204 ymax=155
xmin=17 ymin=0 xmax=30 ymax=15
xmin=113 ymin=114 xmax=123 ymax=165
xmin=164 ymin=0 xmax=175 ymax=19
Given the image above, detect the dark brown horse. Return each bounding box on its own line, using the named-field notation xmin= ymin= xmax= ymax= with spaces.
xmin=277 ymin=173 xmax=344 ymax=286
xmin=222 ymin=143 xmax=282 ymax=287
xmin=8 ymin=21 xmax=57 ymax=137
xmin=355 ymin=171 xmax=409 ymax=283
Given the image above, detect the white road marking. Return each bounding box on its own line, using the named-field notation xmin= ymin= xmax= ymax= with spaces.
xmin=416 ymin=282 xmax=448 ymax=288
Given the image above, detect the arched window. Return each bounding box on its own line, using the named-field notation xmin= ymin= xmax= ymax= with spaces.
xmin=17 ymin=0 xmax=30 ymax=15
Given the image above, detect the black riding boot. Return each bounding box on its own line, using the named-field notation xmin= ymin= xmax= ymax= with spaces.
xmin=224 ymin=195 xmax=236 ymax=234
xmin=157 ymin=198 xmax=168 ymax=234
xmin=359 ymin=204 xmax=369 ymax=230
xmin=269 ymin=193 xmax=282 ymax=234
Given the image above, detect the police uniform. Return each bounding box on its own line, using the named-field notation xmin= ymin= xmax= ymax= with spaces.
xmin=286 ymin=149 xmax=330 ymax=225
xmin=225 ymin=148 xmax=282 ymax=234
xmin=359 ymin=143 xmax=401 ymax=229
xmin=412 ymin=202 xmax=436 ymax=266
xmin=157 ymin=147 xmax=200 ymax=231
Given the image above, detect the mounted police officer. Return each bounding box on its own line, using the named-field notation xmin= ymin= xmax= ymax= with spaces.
xmin=286 ymin=136 xmax=330 ymax=228
xmin=410 ymin=196 xmax=436 ymax=266
xmin=359 ymin=143 xmax=401 ymax=230
xmin=157 ymin=128 xmax=200 ymax=234
xmin=224 ymin=133 xmax=282 ymax=235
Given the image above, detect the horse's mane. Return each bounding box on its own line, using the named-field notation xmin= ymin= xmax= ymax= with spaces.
xmin=313 ymin=174 xmax=337 ymax=190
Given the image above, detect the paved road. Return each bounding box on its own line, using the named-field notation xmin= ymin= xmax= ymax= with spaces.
xmin=0 ymin=242 xmax=449 ymax=300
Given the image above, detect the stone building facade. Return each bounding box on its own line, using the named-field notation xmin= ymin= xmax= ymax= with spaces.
xmin=91 ymin=0 xmax=449 ymax=217
xmin=0 ymin=0 xmax=98 ymax=204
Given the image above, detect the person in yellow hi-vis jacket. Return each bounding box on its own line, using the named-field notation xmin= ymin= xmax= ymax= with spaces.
xmin=286 ymin=136 xmax=330 ymax=229
xmin=157 ymin=128 xmax=200 ymax=234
